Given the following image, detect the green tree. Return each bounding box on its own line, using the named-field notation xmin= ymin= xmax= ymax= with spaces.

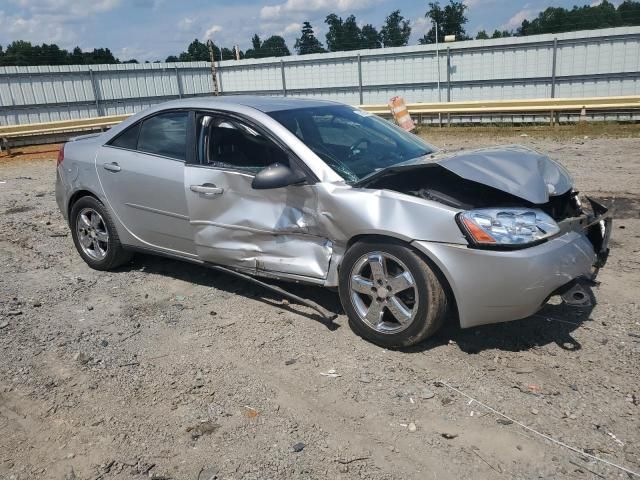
xmin=165 ymin=55 xmax=179 ymax=62
xmin=244 ymin=34 xmax=262 ymax=58
xmin=491 ymin=29 xmax=512 ymax=38
xmin=295 ymin=21 xmax=326 ymax=55
xmin=260 ymin=35 xmax=290 ymax=57
xmin=360 ymin=24 xmax=382 ymax=49
xmin=420 ymin=1 xmax=469 ymax=44
xmin=380 ymin=10 xmax=411 ymax=47
xmin=83 ymin=48 xmax=118 ymax=64
xmin=475 ymin=30 xmax=489 ymax=40
xmin=619 ymin=0 xmax=640 ymax=25
xmin=220 ymin=47 xmax=237 ymax=60
xmin=516 ymin=0 xmax=633 ymax=36
xmin=1 ymin=41 xmax=37 ymax=65
xmin=178 ymin=39 xmax=210 ymax=61
xmin=244 ymin=34 xmax=289 ymax=58
xmin=325 ymin=13 xmax=363 ymax=51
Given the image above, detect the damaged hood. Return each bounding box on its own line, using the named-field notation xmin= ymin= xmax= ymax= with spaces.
xmin=356 ymin=145 xmax=573 ymax=205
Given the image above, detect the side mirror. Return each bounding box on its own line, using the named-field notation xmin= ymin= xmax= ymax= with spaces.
xmin=252 ymin=163 xmax=306 ymax=189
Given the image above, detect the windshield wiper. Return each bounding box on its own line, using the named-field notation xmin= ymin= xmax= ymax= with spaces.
xmin=352 ymin=153 xmax=432 ymax=186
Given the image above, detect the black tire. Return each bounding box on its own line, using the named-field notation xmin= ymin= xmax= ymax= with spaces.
xmin=69 ymin=196 xmax=132 ymax=270
xmin=338 ymin=239 xmax=448 ymax=348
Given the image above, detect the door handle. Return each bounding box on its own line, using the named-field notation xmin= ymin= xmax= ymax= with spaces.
xmin=103 ymin=162 xmax=121 ymax=172
xmin=190 ymin=184 xmax=224 ymax=196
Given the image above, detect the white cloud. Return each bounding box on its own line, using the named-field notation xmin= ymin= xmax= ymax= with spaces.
xmin=260 ymin=0 xmax=378 ymax=20
xmin=1 ymin=0 xmax=124 ymax=49
xmin=203 ymin=24 xmax=223 ymax=40
xmin=178 ymin=17 xmax=196 ymax=32
xmin=0 ymin=10 xmax=79 ymax=45
xmin=283 ymin=22 xmax=301 ymax=34
xmin=502 ymin=7 xmax=536 ymax=30
xmin=11 ymin=0 xmax=121 ymax=16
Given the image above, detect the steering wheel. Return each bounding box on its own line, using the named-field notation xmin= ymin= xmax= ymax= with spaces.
xmin=309 ymin=141 xmax=359 ymax=182
xmin=349 ymin=138 xmax=370 ymax=157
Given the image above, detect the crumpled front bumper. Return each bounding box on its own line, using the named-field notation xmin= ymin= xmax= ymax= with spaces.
xmin=412 ymin=199 xmax=612 ymax=329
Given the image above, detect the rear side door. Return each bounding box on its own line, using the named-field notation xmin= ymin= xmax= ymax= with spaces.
xmin=184 ymin=113 xmax=332 ymax=280
xmin=96 ymin=110 xmax=196 ymax=255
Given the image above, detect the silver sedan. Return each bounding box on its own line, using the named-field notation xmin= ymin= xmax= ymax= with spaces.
xmin=55 ymin=96 xmax=611 ymax=347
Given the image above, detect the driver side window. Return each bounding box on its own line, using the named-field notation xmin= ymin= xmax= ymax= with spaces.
xmin=196 ymin=114 xmax=288 ymax=173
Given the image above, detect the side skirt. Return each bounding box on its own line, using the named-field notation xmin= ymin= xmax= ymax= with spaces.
xmin=124 ymin=245 xmax=337 ymax=322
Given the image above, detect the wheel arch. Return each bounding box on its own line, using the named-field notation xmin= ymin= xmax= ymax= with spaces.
xmin=67 ymin=189 xmax=100 ymax=220
xmin=342 ymin=233 xmax=460 ymax=325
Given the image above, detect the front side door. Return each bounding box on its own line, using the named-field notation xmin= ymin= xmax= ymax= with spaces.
xmin=185 ymin=114 xmax=332 ymax=280
xmin=96 ymin=110 xmax=196 ymax=255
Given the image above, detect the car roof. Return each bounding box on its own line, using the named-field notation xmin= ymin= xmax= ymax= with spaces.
xmin=158 ymin=95 xmax=342 ymax=113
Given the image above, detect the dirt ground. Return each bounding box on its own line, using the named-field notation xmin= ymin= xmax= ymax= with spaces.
xmin=1 ymin=127 xmax=639 ymax=480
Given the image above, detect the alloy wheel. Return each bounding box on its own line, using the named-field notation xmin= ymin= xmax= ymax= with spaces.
xmin=349 ymin=251 xmax=418 ymax=334
xmin=76 ymin=207 xmax=109 ymax=261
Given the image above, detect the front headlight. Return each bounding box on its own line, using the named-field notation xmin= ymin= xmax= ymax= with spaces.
xmin=458 ymin=208 xmax=560 ymax=248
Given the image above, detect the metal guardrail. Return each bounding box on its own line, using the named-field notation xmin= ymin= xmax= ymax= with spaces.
xmin=0 ymin=114 xmax=130 ymax=154
xmin=360 ymin=96 xmax=640 ymax=115
xmin=1 ymin=96 xmax=639 ymax=153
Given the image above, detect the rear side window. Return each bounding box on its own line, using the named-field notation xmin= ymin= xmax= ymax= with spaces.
xmin=110 ymin=123 xmax=140 ymax=150
xmin=138 ymin=111 xmax=188 ymax=161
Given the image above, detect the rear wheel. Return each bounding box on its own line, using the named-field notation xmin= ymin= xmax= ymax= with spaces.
xmin=70 ymin=196 xmax=132 ymax=270
xmin=339 ymin=239 xmax=448 ymax=348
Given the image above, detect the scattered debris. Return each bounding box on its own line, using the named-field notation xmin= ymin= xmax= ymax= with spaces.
xmin=197 ymin=466 xmax=220 ymax=480
xmin=497 ymin=418 xmax=513 ymax=426
xmin=320 ymin=369 xmax=341 ymax=378
xmin=292 ymin=442 xmax=305 ymax=452
xmin=336 ymin=456 xmax=370 ymax=465
xmin=73 ymin=351 xmax=90 ymax=364
xmin=470 ymin=447 xmax=502 ymax=474
xmin=437 ymin=380 xmax=640 ymax=478
xmin=441 ymin=432 xmax=458 ymax=440
xmin=420 ymin=389 xmax=435 ymax=399
xmin=118 ymin=361 xmax=140 ymax=368
xmin=285 ymin=358 xmax=297 ymax=365
xmin=0 ymin=321 xmax=9 ymax=329
xmin=186 ymin=421 xmax=220 ymax=440
xmin=513 ymin=367 xmax=534 ymax=374
xmin=607 ymin=432 xmax=625 ymax=447
xmin=243 ymin=406 xmax=259 ymax=418
xmin=408 ymin=422 xmax=417 ymax=433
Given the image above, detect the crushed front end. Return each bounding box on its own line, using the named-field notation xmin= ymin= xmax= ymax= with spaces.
xmin=357 ymin=149 xmax=612 ymax=329
xmin=412 ymin=195 xmax=612 ymax=328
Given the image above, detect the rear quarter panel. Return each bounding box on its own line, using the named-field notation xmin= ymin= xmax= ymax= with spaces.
xmin=56 ymin=134 xmax=108 ymax=220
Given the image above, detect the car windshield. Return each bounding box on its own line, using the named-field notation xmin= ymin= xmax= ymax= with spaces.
xmin=268 ymin=105 xmax=434 ymax=183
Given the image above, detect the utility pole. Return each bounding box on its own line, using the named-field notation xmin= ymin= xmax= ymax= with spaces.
xmin=435 ymin=21 xmax=442 ymax=127
xmin=207 ymin=39 xmax=220 ymax=96
xmin=234 ymin=45 xmax=240 ymax=61
xmin=435 ymin=21 xmax=441 ymax=103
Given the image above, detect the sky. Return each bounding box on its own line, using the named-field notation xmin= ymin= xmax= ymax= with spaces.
xmin=0 ymin=0 xmax=621 ymax=61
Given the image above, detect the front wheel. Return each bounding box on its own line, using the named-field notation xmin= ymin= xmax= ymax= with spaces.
xmin=338 ymin=239 xmax=448 ymax=348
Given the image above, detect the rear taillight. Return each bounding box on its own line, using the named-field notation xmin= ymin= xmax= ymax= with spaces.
xmin=57 ymin=144 xmax=65 ymax=167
